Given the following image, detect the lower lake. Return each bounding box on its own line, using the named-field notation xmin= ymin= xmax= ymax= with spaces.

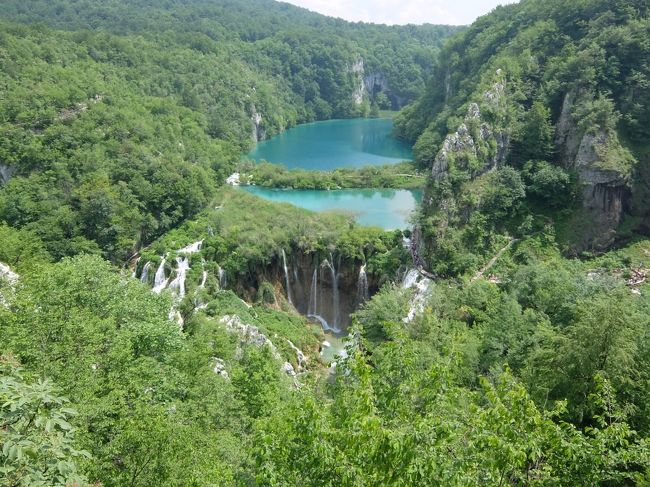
xmin=241 ymin=186 xmax=422 ymax=230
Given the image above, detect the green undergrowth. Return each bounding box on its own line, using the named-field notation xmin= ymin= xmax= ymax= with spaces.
xmin=237 ymin=161 xmax=425 ymax=190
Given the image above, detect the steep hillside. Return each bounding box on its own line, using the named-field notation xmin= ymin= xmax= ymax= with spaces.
xmin=0 ymin=0 xmax=460 ymax=113
xmin=395 ymin=0 xmax=650 ymax=274
xmin=0 ymin=2 xmax=457 ymax=263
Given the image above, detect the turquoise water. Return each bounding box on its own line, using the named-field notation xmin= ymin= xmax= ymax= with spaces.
xmin=241 ymin=186 xmax=422 ymax=230
xmin=246 ymin=118 xmax=412 ymax=170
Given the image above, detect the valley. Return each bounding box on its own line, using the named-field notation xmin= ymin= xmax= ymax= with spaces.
xmin=1 ymin=0 xmax=650 ymax=486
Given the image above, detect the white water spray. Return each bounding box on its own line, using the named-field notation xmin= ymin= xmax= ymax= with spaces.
xmin=153 ymin=259 xmax=168 ymax=293
xmin=179 ymin=240 xmax=203 ymax=254
xmin=357 ymin=264 xmax=369 ymax=304
xmin=308 ymin=267 xmax=318 ymax=316
xmin=168 ymin=257 xmax=190 ymax=299
xmin=140 ymin=261 xmax=152 ymax=284
xmin=281 ymin=249 xmax=293 ymax=305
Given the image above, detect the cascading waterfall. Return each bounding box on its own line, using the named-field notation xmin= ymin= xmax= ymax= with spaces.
xmin=168 ymin=257 xmax=190 ymax=299
xmin=281 ymin=249 xmax=293 ymax=305
xmin=179 ymin=240 xmax=203 ymax=254
xmin=218 ymin=267 xmax=226 ymax=289
xmin=307 ymin=262 xmax=337 ymax=333
xmin=308 ymin=267 xmax=318 ymax=316
xmin=140 ymin=261 xmax=152 ymax=284
xmin=153 ymin=258 xmax=168 ymax=293
xmin=402 ymin=268 xmax=419 ymax=289
xmin=357 ymin=264 xmax=369 ymax=304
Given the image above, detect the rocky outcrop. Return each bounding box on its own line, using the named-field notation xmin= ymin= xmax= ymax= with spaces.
xmin=220 ymin=314 xmax=280 ymax=357
xmin=556 ymin=91 xmax=583 ymax=166
xmin=574 ymin=131 xmax=629 ymax=249
xmin=219 ymin=314 xmax=307 ymax=380
xmin=556 ymin=90 xmax=635 ymax=251
xmin=0 ymin=165 xmax=15 ymax=186
xmin=432 ymin=101 xmax=507 ymax=182
xmin=431 ymin=70 xmax=509 ymax=183
xmin=363 ymin=72 xmax=389 ymax=95
xmin=351 ymin=58 xmax=398 ymax=108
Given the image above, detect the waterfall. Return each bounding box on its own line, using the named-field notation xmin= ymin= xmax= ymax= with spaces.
xmin=179 ymin=240 xmax=203 ymax=254
xmin=308 ymin=267 xmax=318 ymax=316
xmin=307 ymin=264 xmax=335 ymax=333
xmin=325 ymin=253 xmax=340 ymax=332
xmin=168 ymin=257 xmax=190 ymax=299
xmin=218 ymin=267 xmax=226 ymax=289
xmin=200 ymin=271 xmax=208 ymax=288
xmin=357 ymin=264 xmax=369 ymax=304
xmin=402 ymin=269 xmax=419 ymax=289
xmin=153 ymin=259 xmax=168 ymax=293
xmin=281 ymin=249 xmax=293 ymax=305
xmin=140 ymin=261 xmax=152 ymax=284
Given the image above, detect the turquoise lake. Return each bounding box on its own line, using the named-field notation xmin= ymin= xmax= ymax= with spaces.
xmin=246 ymin=118 xmax=413 ymax=170
xmin=242 ymin=118 xmax=419 ymax=230
xmin=242 ymin=187 xmax=422 ymax=230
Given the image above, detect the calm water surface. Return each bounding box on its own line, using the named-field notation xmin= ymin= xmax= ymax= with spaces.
xmin=242 ymin=118 xmax=419 ymax=229
xmin=246 ymin=118 xmax=412 ymax=170
xmin=241 ymin=186 xmax=422 ymax=230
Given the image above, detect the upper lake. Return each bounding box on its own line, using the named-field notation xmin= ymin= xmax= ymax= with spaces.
xmin=246 ymin=118 xmax=413 ymax=170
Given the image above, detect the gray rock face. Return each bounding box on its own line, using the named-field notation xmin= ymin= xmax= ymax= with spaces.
xmin=432 ymin=96 xmax=507 ymax=182
xmin=363 ymin=72 xmax=389 ymax=95
xmin=555 ymin=90 xmax=633 ymax=250
xmin=556 ymin=91 xmax=583 ymax=166
xmin=220 ymin=314 xmax=279 ymax=357
xmin=574 ymin=131 xmax=627 ymax=249
xmin=0 ymin=164 xmax=15 ymax=186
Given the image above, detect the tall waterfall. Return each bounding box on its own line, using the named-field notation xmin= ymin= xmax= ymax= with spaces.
xmin=168 ymin=257 xmax=190 ymax=298
xmin=325 ymin=254 xmax=340 ymax=331
xmin=308 ymin=267 xmax=318 ymax=316
xmin=357 ymin=264 xmax=369 ymax=304
xmin=140 ymin=261 xmax=152 ymax=284
xmin=153 ymin=259 xmax=168 ymax=293
xmin=281 ymin=249 xmax=293 ymax=305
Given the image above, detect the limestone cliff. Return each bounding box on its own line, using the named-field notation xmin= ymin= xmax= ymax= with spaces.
xmin=0 ymin=165 xmax=15 ymax=186
xmin=431 ymin=70 xmax=509 ymax=184
xmin=556 ymin=90 xmax=636 ymax=251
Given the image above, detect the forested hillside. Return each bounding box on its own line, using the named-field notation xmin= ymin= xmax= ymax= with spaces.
xmin=2 ymin=1 xmax=650 ymax=486
xmin=395 ymin=0 xmax=650 ymax=274
xmin=0 ymin=2 xmax=456 ymax=262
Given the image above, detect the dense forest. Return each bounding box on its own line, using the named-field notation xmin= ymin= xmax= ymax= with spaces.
xmin=0 ymin=2 xmax=456 ymax=262
xmin=394 ymin=0 xmax=650 ymax=274
xmin=2 ymin=0 xmax=650 ymax=486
